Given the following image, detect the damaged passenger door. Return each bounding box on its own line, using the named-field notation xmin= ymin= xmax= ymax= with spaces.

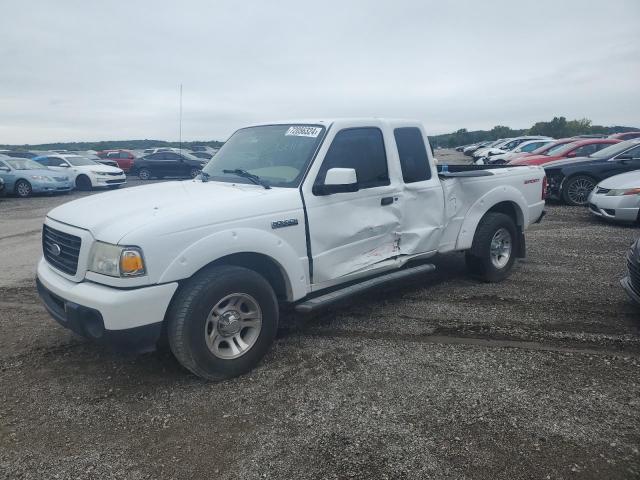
xmin=303 ymin=127 xmax=403 ymax=285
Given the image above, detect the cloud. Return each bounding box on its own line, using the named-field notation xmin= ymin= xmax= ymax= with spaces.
xmin=0 ymin=0 xmax=638 ymax=144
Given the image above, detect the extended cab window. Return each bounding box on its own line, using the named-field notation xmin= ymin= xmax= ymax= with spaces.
xmin=394 ymin=127 xmax=431 ymax=183
xmin=317 ymin=128 xmax=389 ymax=189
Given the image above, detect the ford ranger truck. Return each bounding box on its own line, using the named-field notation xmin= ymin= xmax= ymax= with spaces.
xmin=36 ymin=119 xmax=546 ymax=380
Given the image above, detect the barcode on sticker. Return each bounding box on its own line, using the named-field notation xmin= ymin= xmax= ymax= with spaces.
xmin=285 ymin=126 xmax=322 ymax=138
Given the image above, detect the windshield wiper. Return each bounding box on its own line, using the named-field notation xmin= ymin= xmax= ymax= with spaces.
xmin=222 ymin=169 xmax=271 ymax=189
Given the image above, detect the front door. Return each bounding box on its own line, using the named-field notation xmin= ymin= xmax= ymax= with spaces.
xmin=303 ymin=127 xmax=403 ymax=285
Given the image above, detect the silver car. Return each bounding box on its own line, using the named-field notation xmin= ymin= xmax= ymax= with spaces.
xmin=588 ymin=170 xmax=640 ymax=223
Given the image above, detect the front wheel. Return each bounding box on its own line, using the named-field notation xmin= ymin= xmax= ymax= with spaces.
xmin=15 ymin=179 xmax=32 ymax=198
xmin=562 ymin=175 xmax=596 ymax=206
xmin=75 ymin=175 xmax=92 ymax=191
xmin=167 ymin=265 xmax=279 ymax=381
xmin=465 ymin=212 xmax=517 ymax=283
xmin=138 ymin=168 xmax=152 ymax=181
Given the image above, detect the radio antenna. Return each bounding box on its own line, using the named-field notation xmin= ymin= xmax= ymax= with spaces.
xmin=179 ymin=83 xmax=183 ymax=152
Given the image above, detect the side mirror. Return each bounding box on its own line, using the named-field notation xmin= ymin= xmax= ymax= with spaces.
xmin=313 ymin=168 xmax=358 ymax=196
xmin=58 ymin=163 xmax=70 ymax=167
xmin=566 ymin=151 xmax=577 ymax=158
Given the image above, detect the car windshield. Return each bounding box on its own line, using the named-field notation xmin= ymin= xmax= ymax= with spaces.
xmin=5 ymin=159 xmax=45 ymax=170
xmin=201 ymin=124 xmax=326 ymax=187
xmin=65 ymin=156 xmax=98 ymax=166
xmin=588 ymin=141 xmax=634 ymax=159
xmin=531 ymin=141 xmax=567 ymax=155
xmin=545 ymin=142 xmax=578 ymax=156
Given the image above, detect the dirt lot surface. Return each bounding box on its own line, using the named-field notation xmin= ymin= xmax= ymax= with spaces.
xmin=1 ymin=154 xmax=639 ymax=479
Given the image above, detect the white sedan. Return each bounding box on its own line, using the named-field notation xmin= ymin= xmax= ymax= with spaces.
xmin=588 ymin=170 xmax=640 ymax=223
xmin=35 ymin=154 xmax=126 ymax=191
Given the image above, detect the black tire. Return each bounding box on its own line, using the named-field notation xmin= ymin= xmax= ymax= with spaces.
xmin=167 ymin=265 xmax=279 ymax=381
xmin=75 ymin=175 xmax=92 ymax=191
xmin=138 ymin=168 xmax=152 ymax=181
xmin=562 ymin=175 xmax=596 ymax=206
xmin=465 ymin=212 xmax=517 ymax=283
xmin=14 ymin=179 xmax=32 ymax=198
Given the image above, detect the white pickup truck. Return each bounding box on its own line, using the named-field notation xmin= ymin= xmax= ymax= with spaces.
xmin=36 ymin=119 xmax=546 ymax=380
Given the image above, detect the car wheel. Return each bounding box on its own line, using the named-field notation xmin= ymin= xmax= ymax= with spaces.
xmin=138 ymin=168 xmax=152 ymax=180
xmin=189 ymin=168 xmax=201 ymax=179
xmin=167 ymin=265 xmax=279 ymax=381
xmin=14 ymin=179 xmax=32 ymax=198
xmin=465 ymin=212 xmax=517 ymax=283
xmin=75 ymin=175 xmax=92 ymax=191
xmin=562 ymin=175 xmax=596 ymax=206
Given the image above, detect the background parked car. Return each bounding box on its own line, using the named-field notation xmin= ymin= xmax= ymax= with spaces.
xmin=34 ymin=154 xmax=126 ymax=191
xmin=97 ymin=149 xmax=136 ymax=172
xmin=1 ymin=150 xmax=39 ymax=159
xmin=191 ymin=151 xmax=213 ymax=160
xmin=544 ymin=139 xmax=640 ymax=205
xmin=132 ymin=151 xmax=208 ymax=180
xmin=485 ymin=139 xmax=556 ymax=164
xmin=609 ymin=131 xmax=640 ymax=141
xmin=510 ymin=138 xmax=621 ymax=166
xmin=588 ymin=170 xmax=640 ymax=223
xmin=0 ymin=155 xmax=73 ymax=197
xmin=475 ymin=136 xmax=552 ymax=162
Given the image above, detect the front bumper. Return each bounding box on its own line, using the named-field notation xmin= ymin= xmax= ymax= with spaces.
xmin=588 ymin=192 xmax=640 ymax=223
xmin=32 ymin=180 xmax=74 ymax=194
xmin=36 ymin=258 xmax=178 ymax=351
xmin=94 ymin=175 xmax=126 ymax=187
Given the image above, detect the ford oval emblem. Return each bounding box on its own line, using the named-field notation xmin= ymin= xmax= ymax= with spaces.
xmin=50 ymin=243 xmax=62 ymax=256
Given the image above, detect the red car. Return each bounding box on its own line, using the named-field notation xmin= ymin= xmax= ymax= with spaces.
xmin=97 ymin=149 xmax=136 ymax=172
xmin=510 ymin=138 xmax=621 ymax=166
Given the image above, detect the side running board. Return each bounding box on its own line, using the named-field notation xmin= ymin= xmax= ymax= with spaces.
xmin=294 ymin=263 xmax=436 ymax=313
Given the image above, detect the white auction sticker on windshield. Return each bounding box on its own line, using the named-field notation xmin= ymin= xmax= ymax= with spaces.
xmin=285 ymin=126 xmax=322 ymax=138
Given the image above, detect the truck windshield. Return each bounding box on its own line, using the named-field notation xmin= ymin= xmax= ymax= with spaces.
xmin=201 ymin=124 xmax=326 ymax=188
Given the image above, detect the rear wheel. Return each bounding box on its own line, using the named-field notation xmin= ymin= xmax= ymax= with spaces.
xmin=15 ymin=179 xmax=32 ymax=198
xmin=167 ymin=265 xmax=279 ymax=381
xmin=138 ymin=168 xmax=152 ymax=181
xmin=562 ymin=175 xmax=596 ymax=206
xmin=75 ymin=175 xmax=92 ymax=191
xmin=465 ymin=212 xmax=517 ymax=282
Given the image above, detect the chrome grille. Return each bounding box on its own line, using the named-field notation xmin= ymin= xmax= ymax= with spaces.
xmin=42 ymin=225 xmax=81 ymax=275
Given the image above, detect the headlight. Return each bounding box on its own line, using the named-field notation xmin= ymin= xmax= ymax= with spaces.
xmin=91 ymin=171 xmax=108 ymax=175
xmin=88 ymin=241 xmax=146 ymax=277
xmin=606 ymin=188 xmax=640 ymax=196
xmin=30 ymin=175 xmax=53 ymax=182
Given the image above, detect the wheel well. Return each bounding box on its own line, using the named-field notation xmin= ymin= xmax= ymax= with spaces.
xmin=14 ymin=178 xmax=30 ymax=193
xmin=487 ymin=201 xmax=523 ymax=227
xmin=76 ymin=174 xmax=90 ymax=182
xmin=203 ymin=252 xmax=291 ymax=302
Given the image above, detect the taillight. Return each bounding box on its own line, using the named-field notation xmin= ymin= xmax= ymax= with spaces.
xmin=541 ymin=175 xmax=547 ymax=200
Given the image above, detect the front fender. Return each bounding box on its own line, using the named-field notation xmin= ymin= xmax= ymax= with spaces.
xmin=158 ymin=227 xmax=308 ymax=300
xmin=455 ymin=185 xmax=528 ymax=251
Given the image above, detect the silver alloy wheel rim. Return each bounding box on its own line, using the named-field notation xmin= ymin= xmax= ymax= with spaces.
xmin=204 ymin=293 xmax=262 ymax=360
xmin=17 ymin=182 xmax=30 ymax=197
xmin=490 ymin=227 xmax=512 ymax=269
xmin=139 ymin=170 xmax=150 ymax=180
xmin=190 ymin=168 xmax=200 ymax=178
xmin=567 ymin=178 xmax=594 ymax=205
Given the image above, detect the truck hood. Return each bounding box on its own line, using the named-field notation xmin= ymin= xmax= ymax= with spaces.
xmin=47 ymin=180 xmax=300 ymax=244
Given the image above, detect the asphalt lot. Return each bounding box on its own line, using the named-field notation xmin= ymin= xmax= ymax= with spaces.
xmin=1 ymin=152 xmax=639 ymax=479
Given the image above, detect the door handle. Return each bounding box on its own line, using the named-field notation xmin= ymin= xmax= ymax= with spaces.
xmin=381 ymin=196 xmax=394 ymax=206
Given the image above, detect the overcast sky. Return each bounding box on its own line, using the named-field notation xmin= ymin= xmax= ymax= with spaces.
xmin=1 ymin=0 xmax=639 ymax=144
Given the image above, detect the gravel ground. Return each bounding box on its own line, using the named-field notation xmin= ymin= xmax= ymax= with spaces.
xmin=1 ymin=154 xmax=639 ymax=479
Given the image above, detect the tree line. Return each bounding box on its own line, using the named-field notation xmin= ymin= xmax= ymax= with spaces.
xmin=429 ymin=117 xmax=639 ymax=148
xmin=0 ymin=139 xmax=224 ymax=151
